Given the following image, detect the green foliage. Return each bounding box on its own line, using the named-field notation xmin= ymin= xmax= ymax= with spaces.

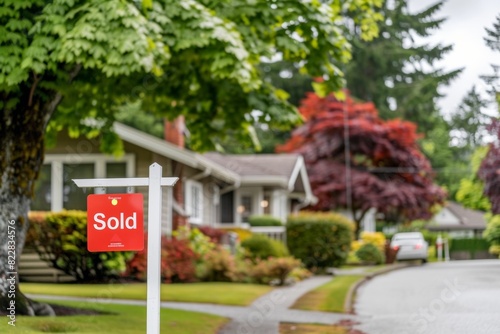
xmin=250 ymin=257 xmax=302 ymax=286
xmin=27 ymin=211 xmax=132 ymax=282
xmin=173 ymin=226 xmax=217 ymax=258
xmin=483 ymin=214 xmax=500 ymax=257
xmin=241 ymin=234 xmax=289 ymax=261
xmin=355 ymin=243 xmax=385 ymax=265
xmin=196 ymin=246 xmax=237 ymax=282
xmin=286 ymin=212 xmax=354 ymax=270
xmin=248 ymin=215 xmax=282 ymax=227
xmin=455 ymin=146 xmax=491 ymax=211
xmin=450 ymin=238 xmax=490 ymax=256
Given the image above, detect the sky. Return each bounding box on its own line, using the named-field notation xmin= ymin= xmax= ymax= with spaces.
xmin=407 ymin=0 xmax=500 ymax=118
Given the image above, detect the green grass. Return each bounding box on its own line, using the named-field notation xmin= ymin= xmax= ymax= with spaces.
xmin=291 ymin=275 xmax=364 ymax=313
xmin=21 ymin=282 xmax=272 ymax=306
xmin=0 ymin=299 xmax=227 ymax=334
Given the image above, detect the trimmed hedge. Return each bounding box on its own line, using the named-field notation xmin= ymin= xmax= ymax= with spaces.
xmin=248 ymin=215 xmax=282 ymax=227
xmin=286 ymin=212 xmax=355 ymax=270
xmin=27 ymin=211 xmax=132 ymax=282
xmin=241 ymin=234 xmax=289 ymax=260
xmin=355 ymin=243 xmax=385 ymax=265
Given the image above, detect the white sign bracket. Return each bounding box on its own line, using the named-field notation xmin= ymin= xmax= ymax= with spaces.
xmin=73 ymin=162 xmax=178 ymax=334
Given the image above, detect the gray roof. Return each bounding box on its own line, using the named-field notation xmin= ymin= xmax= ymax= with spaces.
xmin=428 ymin=201 xmax=487 ymax=231
xmin=203 ymin=153 xmax=301 ymax=178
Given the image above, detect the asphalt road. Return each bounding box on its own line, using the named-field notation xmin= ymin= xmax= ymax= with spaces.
xmin=353 ymin=260 xmax=500 ymax=334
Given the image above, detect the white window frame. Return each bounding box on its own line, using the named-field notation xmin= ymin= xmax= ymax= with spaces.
xmin=41 ymin=154 xmax=135 ymax=211
xmin=185 ymin=179 xmax=203 ymax=225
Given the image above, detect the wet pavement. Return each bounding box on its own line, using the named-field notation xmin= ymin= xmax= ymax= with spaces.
xmin=353 ymin=259 xmax=500 ymax=334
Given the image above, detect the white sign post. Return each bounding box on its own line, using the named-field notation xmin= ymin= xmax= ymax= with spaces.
xmin=73 ymin=162 xmax=178 ymax=334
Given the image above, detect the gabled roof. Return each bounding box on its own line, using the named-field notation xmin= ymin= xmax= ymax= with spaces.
xmin=113 ymin=123 xmax=240 ymax=184
xmin=113 ymin=122 xmax=315 ymax=203
xmin=445 ymin=202 xmax=487 ymax=228
xmin=428 ymin=201 xmax=487 ymax=231
xmin=203 ymin=153 xmax=315 ymax=199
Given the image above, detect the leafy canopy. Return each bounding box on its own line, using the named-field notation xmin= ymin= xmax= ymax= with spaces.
xmin=0 ymin=0 xmax=383 ymax=152
xmin=277 ymin=91 xmax=446 ymax=228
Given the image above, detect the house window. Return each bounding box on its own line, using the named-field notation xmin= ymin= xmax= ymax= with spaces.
xmin=185 ymin=180 xmax=203 ymax=224
xmin=32 ymin=165 xmax=51 ymax=211
xmin=63 ymin=163 xmax=94 ymax=210
xmin=32 ymin=154 xmax=134 ymax=212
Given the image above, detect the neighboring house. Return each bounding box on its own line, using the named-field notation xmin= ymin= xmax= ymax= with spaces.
xmin=203 ymin=153 xmax=317 ymax=225
xmin=426 ymin=201 xmax=487 ymax=238
xmin=32 ymin=122 xmax=315 ymax=234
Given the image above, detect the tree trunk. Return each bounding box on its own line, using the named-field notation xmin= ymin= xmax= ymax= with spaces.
xmin=0 ymin=92 xmax=55 ymax=316
xmin=352 ymin=207 xmax=368 ymax=240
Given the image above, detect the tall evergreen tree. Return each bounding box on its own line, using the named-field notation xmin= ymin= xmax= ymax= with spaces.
xmin=481 ymin=14 xmax=500 ymax=109
xmin=449 ymin=86 xmax=491 ymax=156
xmin=344 ymin=0 xmax=461 ymax=131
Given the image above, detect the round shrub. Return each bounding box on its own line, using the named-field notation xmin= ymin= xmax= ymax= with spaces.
xmin=241 ymin=234 xmax=287 ymax=260
xmin=287 ymin=211 xmax=354 ymax=271
xmin=355 ymin=243 xmax=385 ymax=265
xmin=248 ymin=215 xmax=282 ymax=227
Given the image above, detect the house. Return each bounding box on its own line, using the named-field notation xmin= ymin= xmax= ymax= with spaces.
xmin=426 ymin=201 xmax=487 ymax=238
xmin=31 ymin=121 xmax=316 ymax=234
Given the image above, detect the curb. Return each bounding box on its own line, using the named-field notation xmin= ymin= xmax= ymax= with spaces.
xmin=343 ymin=263 xmax=411 ymax=314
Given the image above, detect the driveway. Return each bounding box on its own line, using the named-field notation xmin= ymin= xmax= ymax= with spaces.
xmin=353 ymin=259 xmax=500 ymax=334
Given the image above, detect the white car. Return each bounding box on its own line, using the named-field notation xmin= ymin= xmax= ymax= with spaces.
xmin=390 ymin=232 xmax=428 ymax=263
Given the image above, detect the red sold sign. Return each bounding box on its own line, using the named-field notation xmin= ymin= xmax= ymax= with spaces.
xmin=87 ymin=194 xmax=144 ymax=252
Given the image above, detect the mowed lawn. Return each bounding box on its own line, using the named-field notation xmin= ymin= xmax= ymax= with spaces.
xmin=22 ymin=282 xmax=273 ymax=306
xmin=0 ymin=299 xmax=226 ymax=334
xmin=291 ymin=275 xmax=364 ymax=313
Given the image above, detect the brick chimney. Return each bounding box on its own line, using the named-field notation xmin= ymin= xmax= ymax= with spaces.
xmin=164 ymin=117 xmax=188 ymax=230
xmin=164 ymin=116 xmax=185 ymax=147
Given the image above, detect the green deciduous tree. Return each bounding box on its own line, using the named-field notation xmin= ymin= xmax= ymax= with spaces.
xmin=455 ymin=146 xmax=491 ymax=212
xmin=0 ymin=0 xmax=382 ymax=315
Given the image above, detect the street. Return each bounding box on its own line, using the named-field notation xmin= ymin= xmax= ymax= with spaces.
xmin=353 ymin=260 xmax=500 ymax=334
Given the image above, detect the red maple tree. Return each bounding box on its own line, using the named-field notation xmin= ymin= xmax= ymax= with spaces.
xmin=478 ymin=119 xmax=500 ymax=214
xmin=277 ymin=91 xmax=446 ymax=235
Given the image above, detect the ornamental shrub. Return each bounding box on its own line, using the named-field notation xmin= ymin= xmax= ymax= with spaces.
xmin=174 ymin=226 xmax=216 ymax=258
xmin=355 ymin=243 xmax=385 ymax=265
xmin=250 ymin=257 xmax=302 ymax=286
xmin=241 ymin=234 xmax=288 ymax=260
xmin=197 ymin=226 xmax=227 ymax=244
xmin=248 ymin=215 xmax=282 ymax=227
xmin=27 ymin=211 xmax=133 ymax=282
xmin=124 ymin=235 xmax=198 ymax=283
xmin=359 ymin=232 xmax=386 ymax=252
xmin=287 ymin=211 xmax=354 ymax=270
xmin=196 ymin=246 xmax=237 ymax=282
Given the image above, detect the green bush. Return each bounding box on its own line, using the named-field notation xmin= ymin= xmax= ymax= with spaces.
xmin=248 ymin=215 xmax=282 ymax=226
xmin=27 ymin=211 xmax=132 ymax=282
xmin=450 ymin=238 xmax=490 ymax=253
xmin=484 ymin=214 xmax=500 ymax=256
xmin=355 ymin=243 xmax=385 ymax=265
xmin=286 ymin=211 xmax=354 ymax=271
xmin=196 ymin=246 xmax=237 ymax=282
xmin=241 ymin=234 xmax=288 ymax=260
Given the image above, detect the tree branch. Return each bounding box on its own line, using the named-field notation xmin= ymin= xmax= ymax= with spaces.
xmin=42 ymin=64 xmax=82 ymax=128
xmin=28 ymin=72 xmax=40 ymax=107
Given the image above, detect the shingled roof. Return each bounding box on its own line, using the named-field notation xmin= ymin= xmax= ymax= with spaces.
xmin=428 ymin=201 xmax=487 ymax=231
xmin=203 ymin=153 xmax=301 ymax=178
xmin=203 ymin=152 xmax=312 ymax=196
